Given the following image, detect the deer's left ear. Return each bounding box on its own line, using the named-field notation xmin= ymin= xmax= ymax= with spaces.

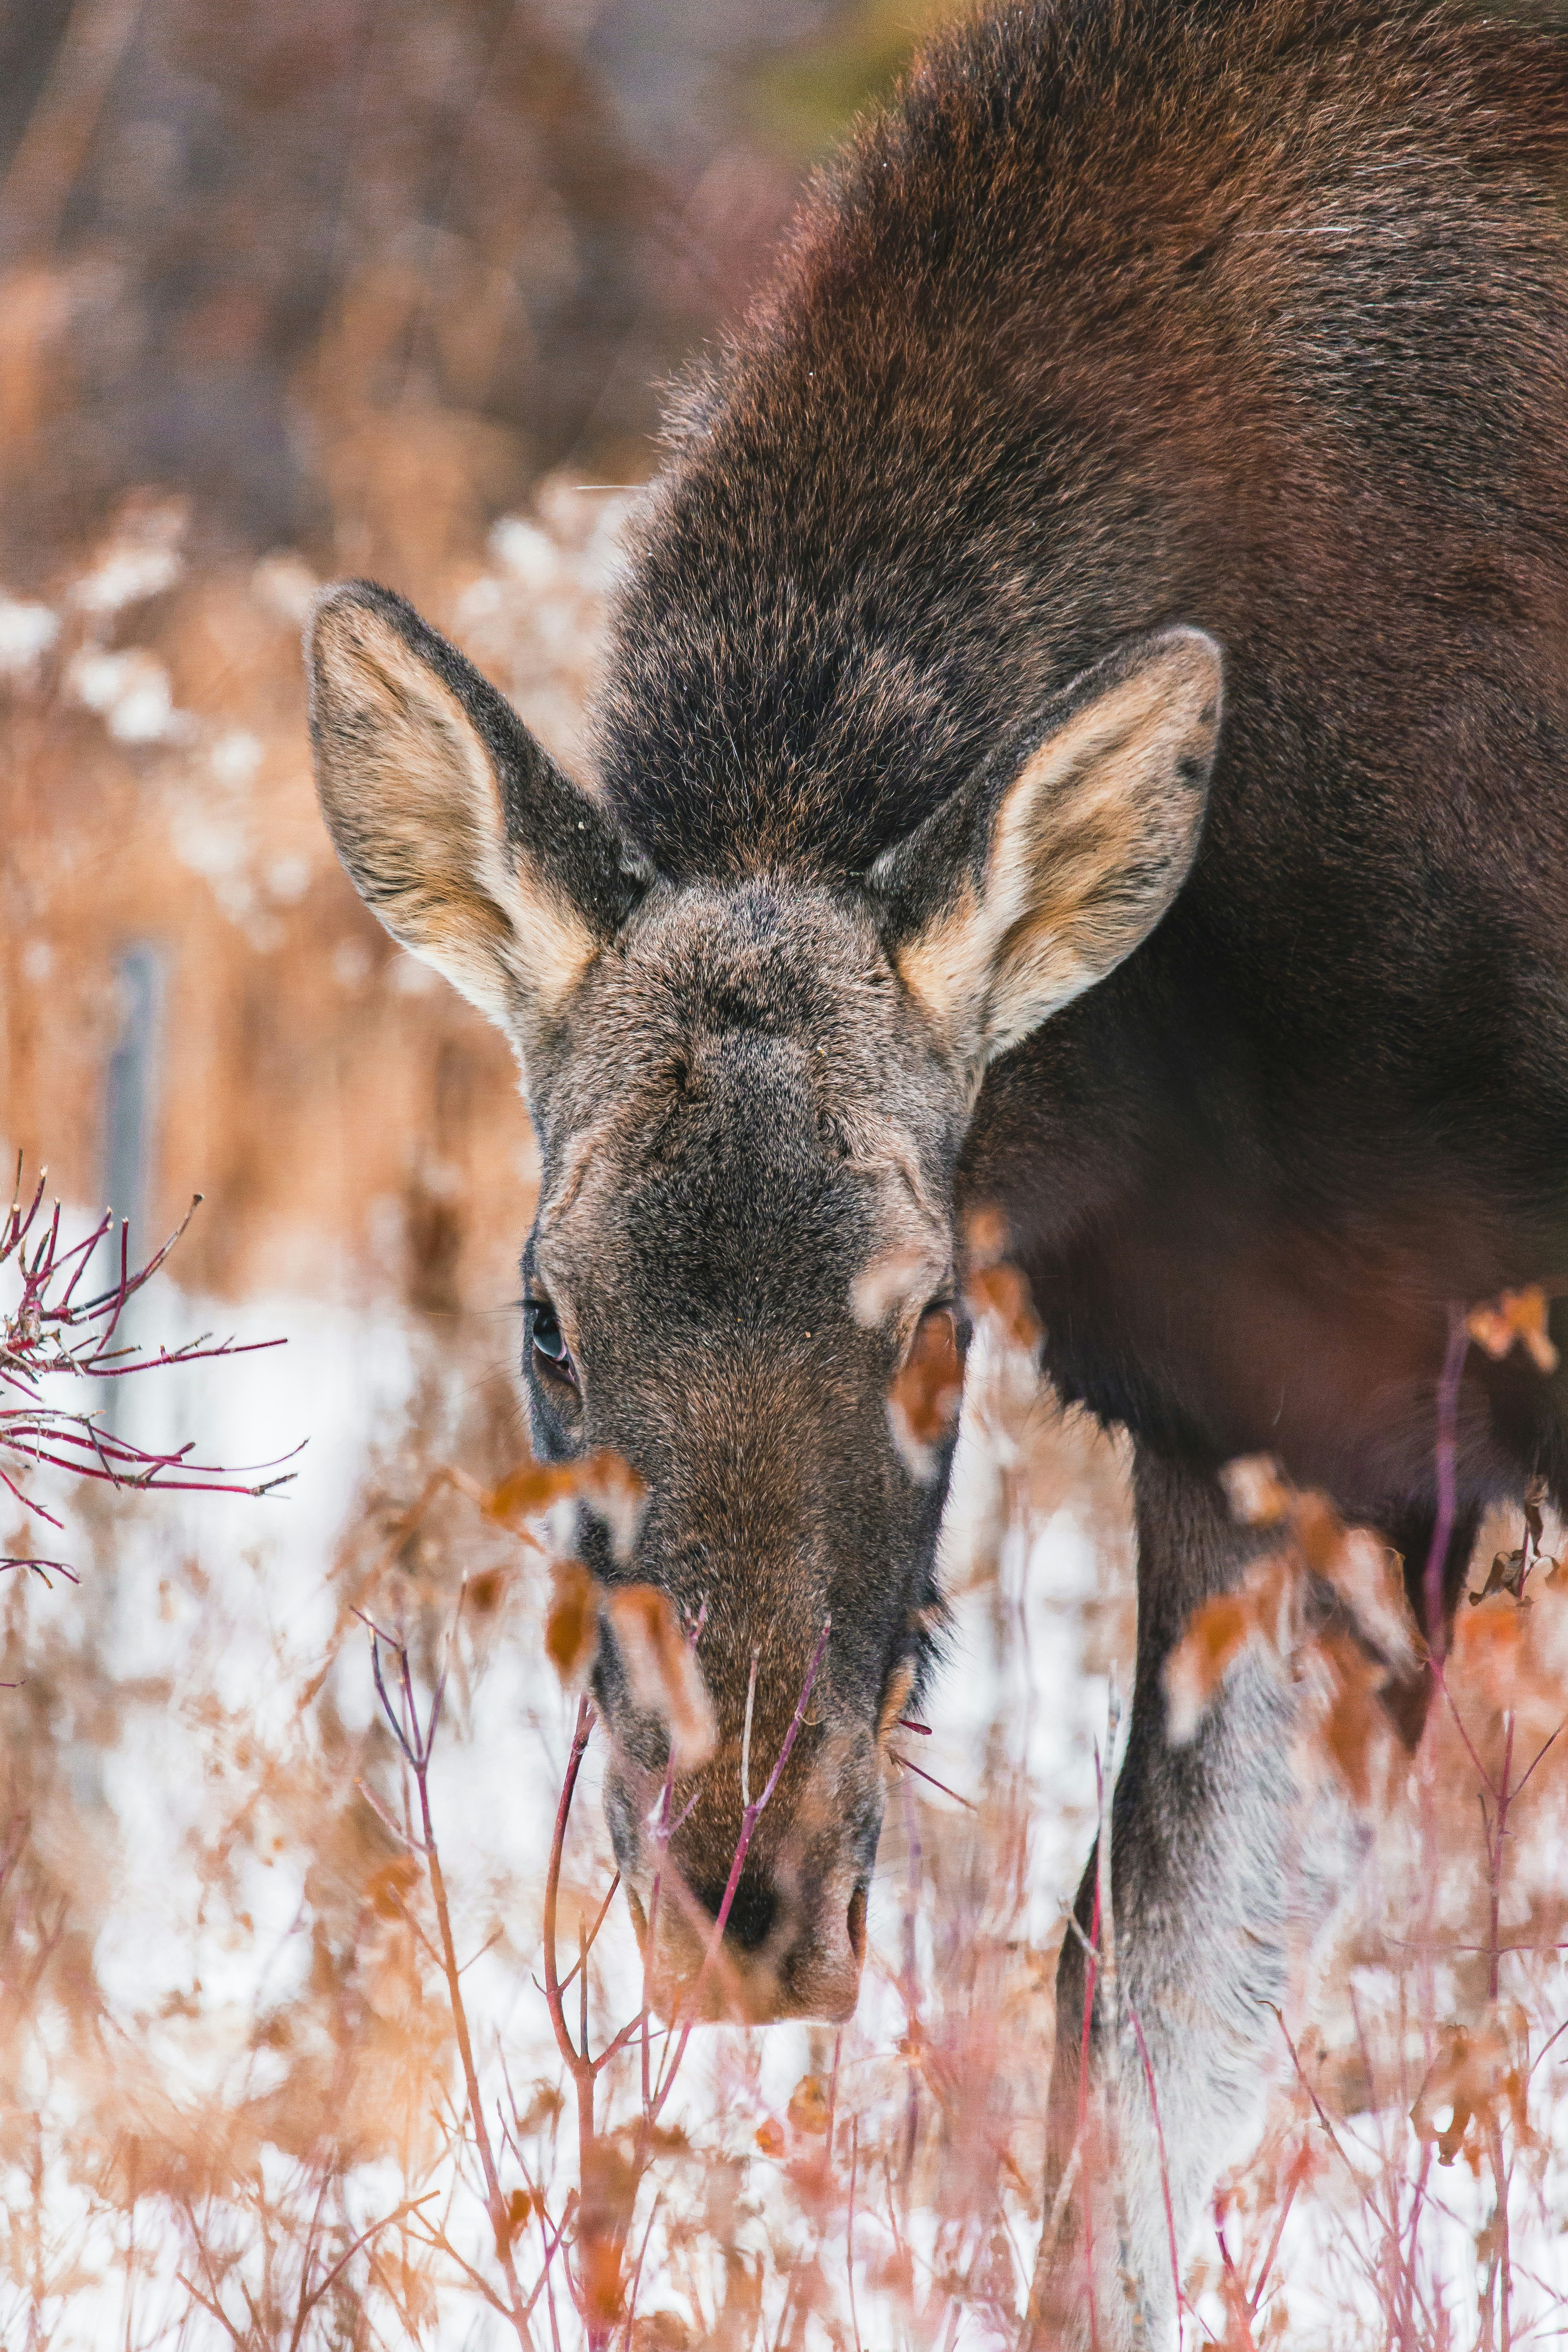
xmin=867 ymin=628 xmax=1222 ymax=1068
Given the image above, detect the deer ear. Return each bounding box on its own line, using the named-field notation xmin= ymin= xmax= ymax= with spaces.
xmin=868 ymin=628 xmax=1222 ymax=1068
xmin=308 ymin=582 xmax=650 ymax=1075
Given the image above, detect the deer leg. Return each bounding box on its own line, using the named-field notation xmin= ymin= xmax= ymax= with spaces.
xmin=1031 ymin=1445 xmax=1365 ymax=2350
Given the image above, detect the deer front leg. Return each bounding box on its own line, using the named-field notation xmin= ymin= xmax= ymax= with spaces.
xmin=1032 ymin=1446 xmax=1362 ymax=2350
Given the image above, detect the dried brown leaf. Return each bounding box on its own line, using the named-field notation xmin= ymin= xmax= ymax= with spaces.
xmin=487 ymin=1457 xmax=579 ymax=1528
xmin=488 ymin=1447 xmax=646 ymax=1566
xmin=786 ymin=2074 xmax=831 ymax=2136
xmin=546 ymin=1560 xmax=599 ymax=1685
xmin=1249 ymin=1553 xmax=1306 ymax=1658
xmin=1471 ymin=1548 xmax=1532 ymax=1608
xmin=1320 ymin=1526 xmax=1420 ymax=1675
xmin=964 ymin=1204 xmax=1010 ymax=1270
xmin=632 ymin=2315 xmax=692 ymax=2352
xmin=1411 ymin=2016 xmax=1529 ymax=2166
xmin=578 ymin=2136 xmax=637 ymax=2328
xmin=1165 ymin=1548 xmax=1315 ymax=1744
xmin=1163 ymin=1590 xmax=1258 ymax=1744
xmin=467 ymin=1567 xmax=507 ymax=1615
xmin=1524 ymin=1476 xmax=1548 ymax=1546
xmin=365 ymin=1857 xmax=419 ymax=1922
xmin=1219 ymin=1453 xmax=1293 ymax=1528
xmin=605 ymin=1584 xmax=716 ymax=1769
xmin=1308 ymin=1630 xmax=1391 ymax=1809
xmin=577 ymin=1447 xmax=647 ymax=1564
xmin=1466 ymin=1285 xmax=1559 ymax=1374
xmin=887 ymin=1305 xmax=963 ymax=1478
xmin=851 ymin=1243 xmax=936 ymax=1330
xmin=966 ymin=1261 xmax=1041 ymax=1352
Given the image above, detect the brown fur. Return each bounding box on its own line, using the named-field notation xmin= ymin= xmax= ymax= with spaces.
xmin=310 ymin=3 xmax=1568 ymax=2332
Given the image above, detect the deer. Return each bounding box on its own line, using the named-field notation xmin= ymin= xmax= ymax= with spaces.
xmin=305 ymin=0 xmax=1568 ymax=2337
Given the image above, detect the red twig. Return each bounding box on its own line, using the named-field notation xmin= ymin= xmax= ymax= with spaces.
xmin=886 ymin=1748 xmax=976 ymax=1810
xmin=1511 ymin=1717 xmax=1563 ymax=1802
xmin=1080 ymin=1872 xmax=1101 ymax=2352
xmin=1486 ymin=1713 xmax=1517 ymax=2005
xmin=0 ymin=1169 xmax=296 ymax=1572
xmin=541 ymin=1700 xmax=597 ymax=2078
xmin=364 ymin=1617 xmax=535 ymax=2348
xmin=847 ymin=2114 xmax=863 ymax=2352
xmin=1212 ymin=2201 xmax=1258 ymax=2352
xmin=555 ymin=1874 xmax=620 ymax=2002
xmin=1248 ymin=2143 xmax=1308 ymax=2319
xmin=286 ymin=2194 xmax=437 ymax=2351
xmin=1127 ymin=2000 xmax=1183 ymax=2334
xmin=1423 ymin=1309 xmax=1469 ymax=1659
xmin=650 ymin=1616 xmax=831 ymax=2119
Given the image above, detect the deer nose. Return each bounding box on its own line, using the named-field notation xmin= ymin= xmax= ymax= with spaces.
xmin=690 ymin=1866 xmax=778 ymax=1954
xmin=640 ymin=1864 xmax=868 ymax=2025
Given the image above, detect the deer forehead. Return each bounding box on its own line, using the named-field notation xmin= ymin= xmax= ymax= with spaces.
xmin=539 ymin=880 xmax=957 ymax=1157
xmin=532 ymin=938 xmax=951 ymax=1312
xmin=611 ymin=876 xmax=901 ymax=1039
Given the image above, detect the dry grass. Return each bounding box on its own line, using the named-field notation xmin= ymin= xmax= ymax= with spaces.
xmin=0 ymin=1245 xmax=1118 ymax=2350
xmin=1 ymin=413 xmax=1566 ymax=2350
xmin=1 ymin=1189 xmax=1566 ymax=2349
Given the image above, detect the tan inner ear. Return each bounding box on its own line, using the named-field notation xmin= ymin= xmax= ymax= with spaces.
xmin=877 ymin=1658 xmax=919 ymax=1750
xmin=896 ymin=633 xmax=1220 ymax=1065
xmin=312 ymin=599 xmax=600 ymax=1038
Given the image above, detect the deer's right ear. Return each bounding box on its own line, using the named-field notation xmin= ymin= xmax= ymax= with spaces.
xmin=308 ymin=582 xmax=650 ymax=1075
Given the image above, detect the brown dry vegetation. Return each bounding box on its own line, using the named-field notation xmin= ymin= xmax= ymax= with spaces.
xmin=3 ymin=3 xmax=1568 ymax=2345
xmin=5 ymin=1175 xmax=1568 ymax=2349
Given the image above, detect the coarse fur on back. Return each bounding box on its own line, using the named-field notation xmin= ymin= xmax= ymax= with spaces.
xmin=598 ymin=0 xmax=1568 ymax=1537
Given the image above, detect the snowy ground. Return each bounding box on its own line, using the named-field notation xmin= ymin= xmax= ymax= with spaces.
xmin=7 ymin=1233 xmax=1568 ymax=2348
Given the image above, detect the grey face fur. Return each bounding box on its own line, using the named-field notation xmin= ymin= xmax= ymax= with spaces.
xmin=307 ymin=581 xmax=1220 ymax=2022
xmin=531 ymin=875 xmax=968 ymax=2019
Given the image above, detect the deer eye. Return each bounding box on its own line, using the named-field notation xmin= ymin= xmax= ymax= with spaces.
xmin=527 ymin=1299 xmax=576 ymax=1386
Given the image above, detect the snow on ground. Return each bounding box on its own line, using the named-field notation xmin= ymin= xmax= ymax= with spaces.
xmin=7 ymin=1226 xmax=1568 ymax=2347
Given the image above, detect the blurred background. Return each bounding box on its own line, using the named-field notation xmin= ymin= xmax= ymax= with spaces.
xmin=0 ymin=7 xmax=1138 ymax=2343
xmin=0 ymin=0 xmax=950 ymax=1317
